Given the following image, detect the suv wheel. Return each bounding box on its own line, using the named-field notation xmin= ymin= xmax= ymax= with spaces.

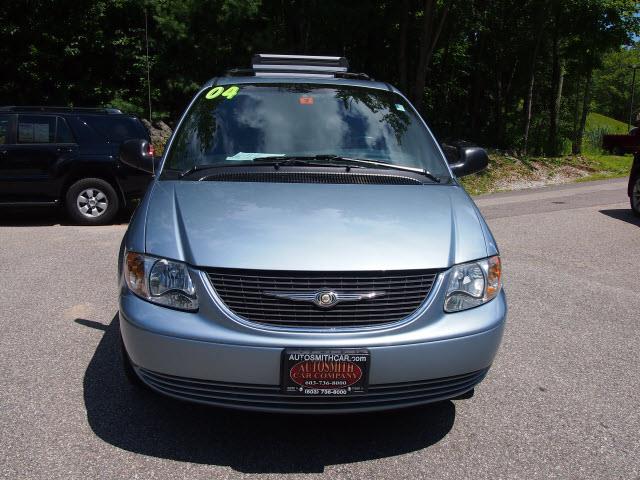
xmin=632 ymin=176 xmax=640 ymax=217
xmin=65 ymin=178 xmax=119 ymax=225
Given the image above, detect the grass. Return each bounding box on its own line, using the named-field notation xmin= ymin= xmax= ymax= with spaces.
xmin=574 ymin=153 xmax=633 ymax=182
xmin=585 ymin=112 xmax=629 ymax=133
xmin=583 ymin=112 xmax=629 ymax=153
xmin=460 ymin=152 xmax=533 ymax=195
xmin=460 ymin=112 xmax=634 ymax=195
xmin=460 ymin=151 xmax=633 ymax=196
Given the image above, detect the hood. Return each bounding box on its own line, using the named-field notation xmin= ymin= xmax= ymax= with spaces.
xmin=144 ymin=181 xmax=490 ymax=271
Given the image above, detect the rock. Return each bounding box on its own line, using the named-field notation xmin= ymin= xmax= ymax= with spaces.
xmin=141 ymin=119 xmax=172 ymax=154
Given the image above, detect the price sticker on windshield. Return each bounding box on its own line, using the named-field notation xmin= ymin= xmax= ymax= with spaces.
xmin=206 ymin=85 xmax=240 ymax=100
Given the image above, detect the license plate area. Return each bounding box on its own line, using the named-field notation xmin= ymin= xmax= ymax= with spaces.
xmin=281 ymin=349 xmax=370 ymax=396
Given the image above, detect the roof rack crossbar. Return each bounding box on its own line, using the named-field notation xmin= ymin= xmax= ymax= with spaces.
xmin=252 ymin=54 xmax=348 ymax=70
xmin=250 ymin=54 xmax=349 ymax=76
xmin=221 ymin=54 xmax=373 ymax=81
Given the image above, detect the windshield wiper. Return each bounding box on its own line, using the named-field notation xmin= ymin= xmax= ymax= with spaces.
xmin=316 ymin=155 xmax=441 ymax=183
xmin=251 ymin=155 xmax=441 ymax=183
xmin=253 ymin=157 xmax=326 ymax=167
xmin=179 ymin=164 xmax=228 ymax=178
xmin=179 ymin=155 xmax=442 ymax=183
xmin=178 ymin=158 xmax=325 ymax=178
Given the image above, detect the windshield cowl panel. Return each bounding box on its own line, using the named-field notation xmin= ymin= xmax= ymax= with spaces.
xmin=161 ymin=83 xmax=450 ymax=180
xmin=166 ymin=164 xmax=454 ymax=186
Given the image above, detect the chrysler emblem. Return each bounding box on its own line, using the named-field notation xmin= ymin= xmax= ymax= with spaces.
xmin=263 ymin=289 xmax=385 ymax=309
xmin=315 ymin=290 xmax=338 ymax=308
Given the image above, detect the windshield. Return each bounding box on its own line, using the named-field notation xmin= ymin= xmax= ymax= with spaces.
xmin=162 ymin=83 xmax=449 ymax=178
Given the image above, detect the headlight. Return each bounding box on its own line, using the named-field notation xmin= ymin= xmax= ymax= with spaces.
xmin=444 ymin=256 xmax=502 ymax=312
xmin=123 ymin=252 xmax=198 ymax=311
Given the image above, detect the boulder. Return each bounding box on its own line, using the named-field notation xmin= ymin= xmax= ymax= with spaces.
xmin=141 ymin=119 xmax=172 ymax=154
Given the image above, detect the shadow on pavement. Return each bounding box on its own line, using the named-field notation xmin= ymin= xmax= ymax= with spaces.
xmin=78 ymin=314 xmax=456 ymax=474
xmin=599 ymin=208 xmax=640 ymax=227
xmin=0 ymin=206 xmax=131 ymax=226
xmin=0 ymin=206 xmax=67 ymax=226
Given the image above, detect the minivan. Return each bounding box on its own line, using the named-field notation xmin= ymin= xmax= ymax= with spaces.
xmin=118 ymin=55 xmax=506 ymax=412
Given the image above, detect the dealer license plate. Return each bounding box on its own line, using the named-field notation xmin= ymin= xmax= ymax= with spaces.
xmin=281 ymin=349 xmax=370 ymax=396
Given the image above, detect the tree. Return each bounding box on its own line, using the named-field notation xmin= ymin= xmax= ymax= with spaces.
xmin=0 ymin=0 xmax=638 ymax=154
xmin=592 ymin=44 xmax=640 ymax=122
xmin=411 ymin=0 xmax=451 ymax=110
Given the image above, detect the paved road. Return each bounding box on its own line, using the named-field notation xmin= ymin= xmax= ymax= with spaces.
xmin=1 ymin=178 xmax=638 ymax=479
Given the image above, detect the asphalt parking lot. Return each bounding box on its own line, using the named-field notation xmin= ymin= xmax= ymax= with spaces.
xmin=1 ymin=178 xmax=639 ymax=479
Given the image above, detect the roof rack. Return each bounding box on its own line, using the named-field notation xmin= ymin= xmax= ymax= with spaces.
xmin=0 ymin=106 xmax=123 ymax=114
xmin=230 ymin=54 xmax=366 ymax=78
xmin=222 ymin=54 xmax=373 ymax=80
xmin=252 ymin=54 xmax=348 ymax=76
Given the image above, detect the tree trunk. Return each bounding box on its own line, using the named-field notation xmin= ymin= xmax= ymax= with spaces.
xmin=397 ymin=0 xmax=410 ymax=91
xmin=494 ymin=60 xmax=518 ymax=147
xmin=412 ymin=0 xmax=450 ymax=111
xmin=574 ymin=67 xmax=593 ymax=155
xmin=412 ymin=0 xmax=434 ymax=106
xmin=523 ymin=73 xmax=535 ymax=155
xmin=495 ymin=71 xmax=504 ymax=147
xmin=523 ymin=5 xmax=547 ymax=155
xmin=523 ymin=33 xmax=542 ymax=155
xmin=571 ymin=76 xmax=582 ymax=154
xmin=548 ymin=27 xmax=565 ymax=156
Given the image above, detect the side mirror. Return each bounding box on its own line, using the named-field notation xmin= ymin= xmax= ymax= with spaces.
xmin=120 ymin=139 xmax=155 ymax=174
xmin=448 ymin=147 xmax=489 ymax=177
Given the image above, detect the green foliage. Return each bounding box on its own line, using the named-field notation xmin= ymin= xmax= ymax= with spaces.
xmin=580 ymin=153 xmax=633 ymax=178
xmin=583 ymin=112 xmax=629 ymax=152
xmin=0 ymin=0 xmax=638 ymax=155
xmin=0 ymin=0 xmax=150 ymax=112
xmin=586 ymin=112 xmax=629 ymax=132
xmin=592 ymin=45 xmax=640 ymax=122
xmin=460 ymin=150 xmax=633 ymax=195
xmin=106 ymin=95 xmax=146 ymax=118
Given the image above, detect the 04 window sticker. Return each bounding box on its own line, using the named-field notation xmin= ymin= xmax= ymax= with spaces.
xmin=205 ymin=85 xmax=240 ymax=100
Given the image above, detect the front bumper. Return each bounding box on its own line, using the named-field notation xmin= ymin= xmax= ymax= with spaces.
xmin=119 ymin=277 xmax=506 ymax=412
xmin=133 ymin=363 xmax=491 ymax=413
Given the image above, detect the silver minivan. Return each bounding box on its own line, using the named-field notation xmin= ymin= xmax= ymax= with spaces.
xmin=118 ymin=55 xmax=506 ymax=413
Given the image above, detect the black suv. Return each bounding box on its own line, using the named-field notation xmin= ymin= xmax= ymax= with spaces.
xmin=0 ymin=106 xmax=153 ymax=224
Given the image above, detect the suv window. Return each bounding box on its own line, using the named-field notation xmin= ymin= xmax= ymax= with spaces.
xmin=0 ymin=115 xmax=9 ymax=144
xmin=80 ymin=116 xmax=146 ymax=143
xmin=56 ymin=117 xmax=75 ymax=143
xmin=18 ymin=115 xmax=56 ymax=143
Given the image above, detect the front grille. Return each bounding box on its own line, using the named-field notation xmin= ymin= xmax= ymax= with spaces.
xmin=206 ymin=269 xmax=440 ymax=328
xmin=138 ymin=368 xmax=488 ymax=412
xmin=202 ymin=171 xmax=424 ymax=185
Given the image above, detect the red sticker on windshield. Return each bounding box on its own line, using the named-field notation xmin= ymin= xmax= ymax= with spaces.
xmin=299 ymin=96 xmax=314 ymax=105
